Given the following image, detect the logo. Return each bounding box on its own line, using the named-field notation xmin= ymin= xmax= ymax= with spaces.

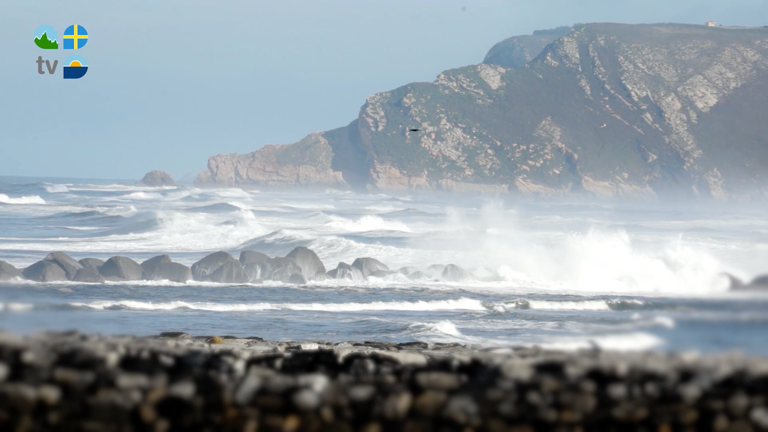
xmin=34 ymin=25 xmax=58 ymax=49
xmin=63 ymin=25 xmax=88 ymax=50
xmin=63 ymin=55 xmax=88 ymax=79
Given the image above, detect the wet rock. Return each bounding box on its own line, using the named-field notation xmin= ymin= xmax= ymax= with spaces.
xmin=442 ymin=264 xmax=469 ymax=282
xmin=352 ymin=257 xmax=390 ymax=277
xmin=79 ymin=258 xmax=105 ymax=270
xmin=288 ymin=274 xmax=307 ymax=285
xmin=408 ymin=271 xmax=426 ymax=280
xmin=191 ymin=251 xmax=247 ymax=283
xmin=73 ymin=266 xmax=106 ymax=283
xmin=426 ymin=264 xmax=446 ymax=277
xmin=99 ymin=256 xmax=144 ymax=281
xmin=239 ymin=250 xmax=270 ymax=265
xmin=243 ymin=262 xmax=267 ymax=282
xmin=140 ymin=170 xmax=176 ymax=187
xmin=23 ymin=260 xmax=68 ymax=282
xmin=265 ymin=257 xmax=303 ymax=283
xmin=398 ymin=266 xmax=419 ymax=276
xmin=368 ymin=270 xmax=392 ymax=278
xmin=327 ymin=262 xmax=364 ymax=280
xmin=286 ymin=246 xmax=326 ymax=280
xmin=143 ymin=256 xmax=192 ymax=283
xmin=44 ymin=252 xmax=83 ymax=279
xmin=0 ymin=260 xmax=23 ymax=281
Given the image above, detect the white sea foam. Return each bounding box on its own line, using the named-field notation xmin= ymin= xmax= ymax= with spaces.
xmin=408 ymin=320 xmax=464 ymax=337
xmin=0 ymin=194 xmax=46 ymax=205
xmin=526 ymin=300 xmax=612 ymax=311
xmin=69 ymin=298 xmax=487 ymax=312
xmin=324 ymin=215 xmax=411 ymax=233
xmin=0 ymin=302 xmax=34 ymax=312
xmin=43 ymin=184 xmax=69 ymax=193
xmin=541 ymin=332 xmax=665 ymax=351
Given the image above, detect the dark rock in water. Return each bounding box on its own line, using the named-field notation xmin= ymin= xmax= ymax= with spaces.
xmin=288 ymin=274 xmax=307 ymax=285
xmin=327 ymin=262 xmax=364 ymax=280
xmin=408 ymin=271 xmax=426 ymax=280
xmin=0 ymin=261 xmax=23 ymax=281
xmin=368 ymin=270 xmax=392 ymax=278
xmin=44 ymin=252 xmax=83 ymax=280
xmin=398 ymin=266 xmax=419 ymax=276
xmin=147 ymin=262 xmax=192 ymax=283
xmin=426 ymin=264 xmax=446 ymax=277
xmin=23 ymin=261 xmax=68 ymax=282
xmin=266 ymin=257 xmax=303 ymax=283
xmin=73 ymin=267 xmax=105 ymax=283
xmin=442 ymin=264 xmax=469 ymax=282
xmin=352 ymin=258 xmax=389 ymax=277
xmin=139 ymin=170 xmax=176 ymax=187
xmin=726 ymin=273 xmax=768 ymax=291
xmin=78 ymin=258 xmax=104 ymax=270
xmin=191 ymin=252 xmax=247 ymax=283
xmin=99 ymin=257 xmax=143 ymax=281
xmin=239 ymin=250 xmax=270 ymax=265
xmin=141 ymin=255 xmax=172 ymax=272
xmin=286 ymin=247 xmax=326 ymax=280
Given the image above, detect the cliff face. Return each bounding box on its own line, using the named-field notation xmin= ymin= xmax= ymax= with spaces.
xmin=196 ymin=23 xmax=768 ymax=199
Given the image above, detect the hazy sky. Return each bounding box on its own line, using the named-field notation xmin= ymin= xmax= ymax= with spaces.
xmin=2 ymin=0 xmax=767 ymax=180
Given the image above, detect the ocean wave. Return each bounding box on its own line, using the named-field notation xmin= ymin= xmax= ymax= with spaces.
xmin=541 ymin=332 xmax=665 ymax=351
xmin=68 ymin=298 xmax=487 ymax=312
xmin=0 ymin=302 xmax=34 ymax=312
xmin=43 ymin=184 xmax=69 ymax=193
xmin=0 ymin=194 xmax=46 ymax=205
xmin=407 ymin=320 xmax=463 ymax=337
xmin=491 ymin=298 xmax=648 ymax=311
xmin=324 ymin=215 xmax=412 ymax=233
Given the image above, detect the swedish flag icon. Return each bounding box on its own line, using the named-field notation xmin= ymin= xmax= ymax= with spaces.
xmin=63 ymin=25 xmax=88 ymax=50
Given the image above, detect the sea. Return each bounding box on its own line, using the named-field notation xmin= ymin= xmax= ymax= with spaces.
xmin=1 ymin=176 xmax=767 ymax=355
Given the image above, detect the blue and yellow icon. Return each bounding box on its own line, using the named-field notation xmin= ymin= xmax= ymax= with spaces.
xmin=63 ymin=55 xmax=88 ymax=79
xmin=63 ymin=25 xmax=88 ymax=50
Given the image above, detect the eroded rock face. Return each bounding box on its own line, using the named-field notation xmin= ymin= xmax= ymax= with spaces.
xmin=286 ymin=247 xmax=326 ymax=280
xmin=0 ymin=261 xmax=22 ymax=281
xmin=140 ymin=170 xmax=176 ymax=187
xmin=99 ymin=257 xmax=143 ymax=281
xmin=191 ymin=252 xmax=247 ymax=283
xmin=195 ymin=24 xmax=768 ymax=199
xmin=23 ymin=261 xmax=68 ymax=282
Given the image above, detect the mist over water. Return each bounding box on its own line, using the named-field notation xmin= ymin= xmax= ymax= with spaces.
xmin=1 ymin=177 xmax=767 ymax=354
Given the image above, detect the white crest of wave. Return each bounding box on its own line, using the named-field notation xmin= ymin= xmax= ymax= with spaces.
xmin=409 ymin=320 xmax=464 ymax=337
xmin=121 ymin=192 xmax=163 ymax=200
xmin=324 ymin=215 xmax=411 ymax=233
xmin=526 ymin=300 xmax=612 ymax=311
xmin=0 ymin=194 xmax=46 ymax=205
xmin=0 ymin=302 xmax=34 ymax=312
xmin=43 ymin=184 xmax=69 ymax=193
xmin=434 ymin=202 xmax=727 ymax=295
xmin=541 ymin=332 xmax=664 ymax=351
xmin=70 ymin=298 xmax=486 ymax=312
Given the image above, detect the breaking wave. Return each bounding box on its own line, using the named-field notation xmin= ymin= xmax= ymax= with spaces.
xmin=0 ymin=194 xmax=46 ymax=205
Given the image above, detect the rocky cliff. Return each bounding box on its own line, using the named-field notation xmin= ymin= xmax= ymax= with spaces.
xmin=196 ymin=23 xmax=768 ymax=199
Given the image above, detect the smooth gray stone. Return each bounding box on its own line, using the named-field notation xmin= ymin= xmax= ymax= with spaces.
xmin=139 ymin=170 xmax=175 ymax=187
xmin=99 ymin=257 xmax=143 ymax=281
xmin=191 ymin=252 xmax=247 ymax=283
xmin=327 ymin=262 xmax=363 ymax=280
xmin=78 ymin=258 xmax=105 ymax=270
xmin=146 ymin=262 xmax=192 ymax=283
xmin=265 ymin=257 xmax=303 ymax=283
xmin=73 ymin=267 xmax=105 ymax=283
xmin=44 ymin=252 xmax=83 ymax=280
xmin=140 ymin=255 xmax=172 ymax=273
xmin=243 ymin=262 xmax=267 ymax=282
xmin=239 ymin=250 xmax=270 ymax=265
xmin=0 ymin=261 xmax=22 ymax=281
xmin=442 ymin=264 xmax=469 ymax=282
xmin=352 ymin=257 xmax=389 ymax=277
xmin=286 ymin=246 xmax=326 ymax=280
xmin=368 ymin=270 xmax=393 ymax=278
xmin=23 ymin=261 xmax=68 ymax=282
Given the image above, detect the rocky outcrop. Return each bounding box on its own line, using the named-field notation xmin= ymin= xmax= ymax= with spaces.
xmin=195 ymin=133 xmax=348 ymax=189
xmin=44 ymin=252 xmax=82 ymax=280
xmin=99 ymin=257 xmax=143 ymax=281
xmin=139 ymin=170 xmax=176 ymax=187
xmin=286 ymin=247 xmax=326 ymax=280
xmin=441 ymin=264 xmax=469 ymax=282
xmin=191 ymin=252 xmax=247 ymax=283
xmin=239 ymin=250 xmax=270 ymax=266
xmin=195 ymin=24 xmax=768 ymax=200
xmin=327 ymin=262 xmax=364 ymax=281
xmin=727 ymin=273 xmax=768 ymax=291
xmin=142 ymin=255 xmax=192 ymax=283
xmin=352 ymin=258 xmax=390 ymax=278
xmin=22 ymin=261 xmax=68 ymax=282
xmin=73 ymin=267 xmax=105 ymax=283
xmin=0 ymin=261 xmax=22 ymax=281
xmin=78 ymin=258 xmax=104 ymax=270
